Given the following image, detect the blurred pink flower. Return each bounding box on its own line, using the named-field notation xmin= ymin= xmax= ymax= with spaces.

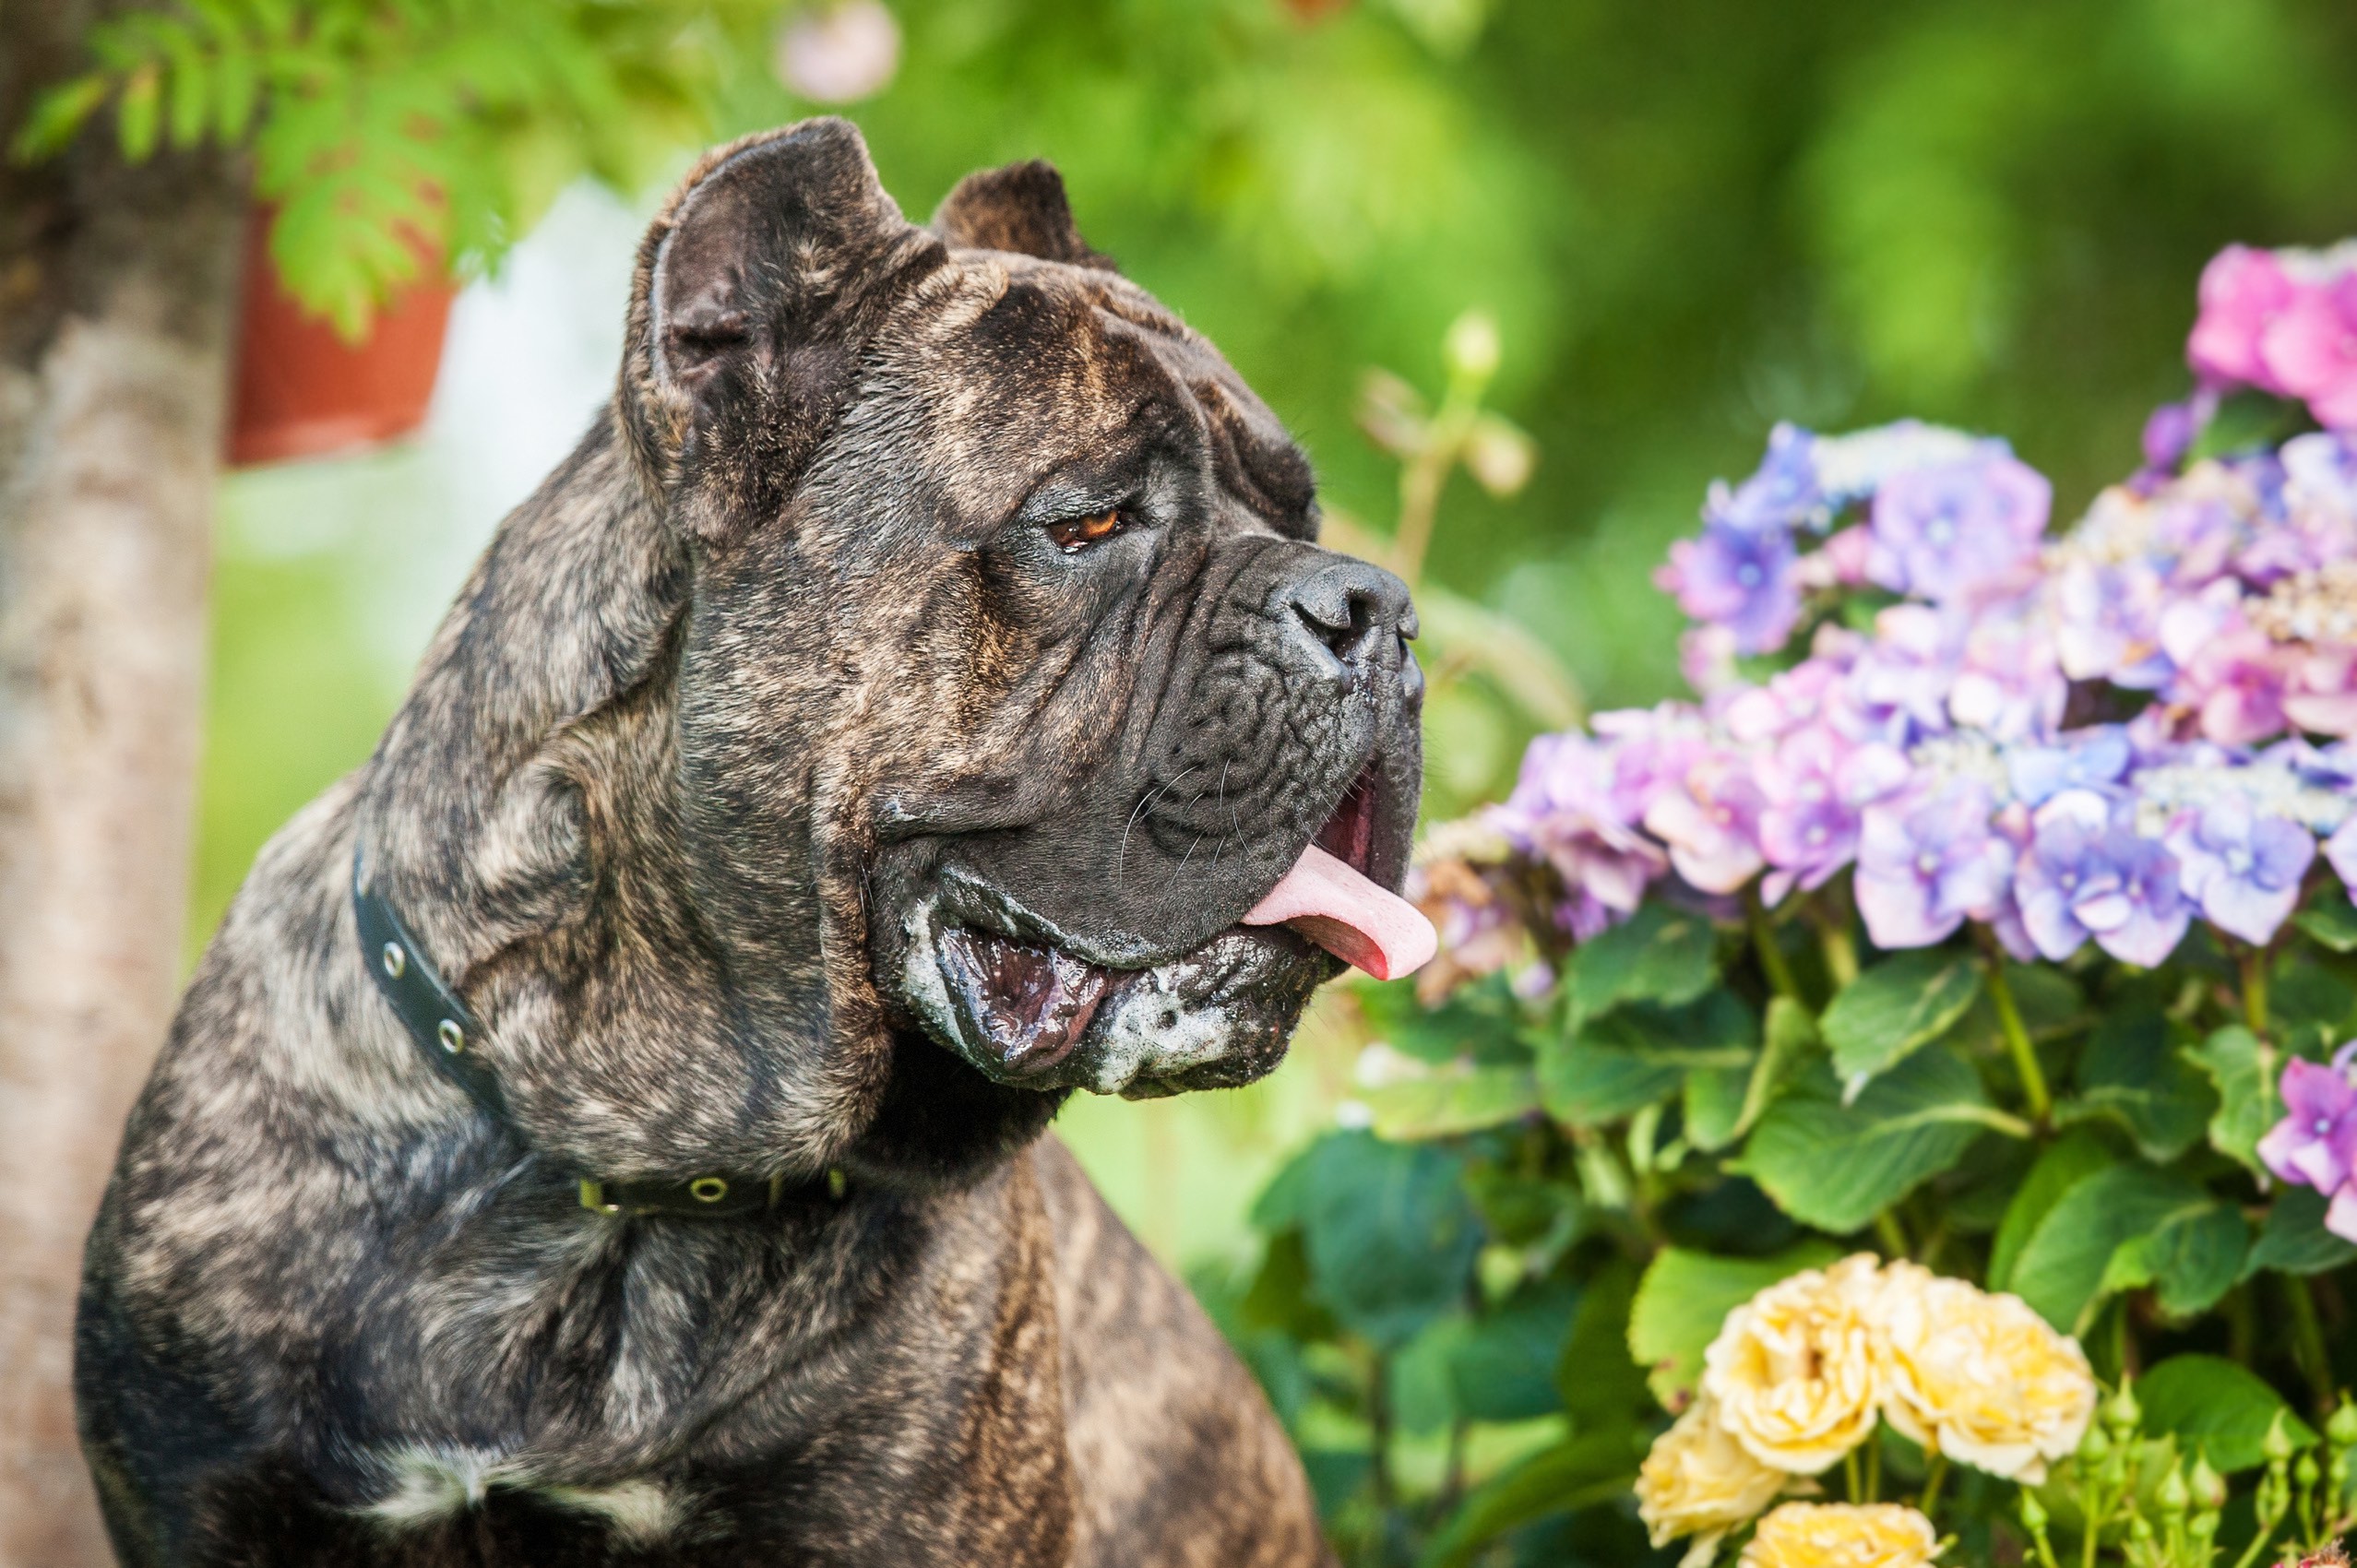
xmin=2188 ymin=245 xmax=2295 ymax=391
xmin=2285 ymin=643 xmax=2357 ymax=737
xmin=2262 ymin=272 xmax=2357 ymax=432
xmin=1644 ymin=752 xmax=1767 ymax=895
xmin=774 ymin=1 xmax=902 ymax=104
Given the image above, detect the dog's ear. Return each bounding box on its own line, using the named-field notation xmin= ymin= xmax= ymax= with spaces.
xmin=625 ymin=117 xmax=941 ymax=540
xmin=931 ymin=160 xmax=1114 ymax=271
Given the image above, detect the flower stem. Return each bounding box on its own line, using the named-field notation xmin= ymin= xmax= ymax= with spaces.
xmin=1845 ymin=1449 xmax=1864 ymax=1505
xmin=1980 ymin=944 xmax=2053 ymax=1124
xmin=2284 ymin=1273 xmax=2333 ymax=1420
xmin=1747 ymin=892 xmax=1804 ymax=1005
xmin=1813 ymin=899 xmax=1861 ymax=991
xmin=1865 ymin=1432 xmax=1883 ymax=1503
xmin=2240 ymin=946 xmax=2271 ymax=1039
xmin=1875 ymin=1209 xmax=1911 ymax=1261
xmin=1920 ymin=1453 xmax=1948 ymax=1518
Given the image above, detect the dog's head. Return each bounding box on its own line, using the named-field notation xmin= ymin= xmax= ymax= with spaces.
xmin=617 ymin=120 xmax=1426 ymax=1106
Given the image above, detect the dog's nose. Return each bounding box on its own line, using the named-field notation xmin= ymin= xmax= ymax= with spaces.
xmin=1282 ymin=556 xmax=1416 ymax=688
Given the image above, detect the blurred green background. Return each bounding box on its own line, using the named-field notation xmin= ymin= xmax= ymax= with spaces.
xmin=194 ymin=0 xmax=2357 ymax=1273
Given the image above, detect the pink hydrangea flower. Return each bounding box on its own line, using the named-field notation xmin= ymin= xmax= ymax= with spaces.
xmin=1755 ymin=726 xmax=1911 ymax=906
xmin=2258 ymin=1044 xmax=2357 ymax=1244
xmin=1854 ymin=779 xmax=2014 ymax=949
xmin=1643 ymin=750 xmax=1768 ymax=895
xmin=2188 ymin=244 xmax=2296 ymax=391
xmin=2262 ymin=270 xmax=2357 ymax=432
xmin=2284 ymin=642 xmax=2357 ymax=738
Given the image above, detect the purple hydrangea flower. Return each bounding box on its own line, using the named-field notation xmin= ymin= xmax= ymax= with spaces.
xmin=2006 ymin=726 xmax=2133 ymax=807
xmin=2257 ymin=1044 xmax=2357 ymax=1196
xmin=1866 ymin=454 xmax=2053 ymax=605
xmin=1846 ymin=604 xmax=1962 ymax=743
xmin=2141 ymin=398 xmax=2203 ymax=475
xmin=2053 ymin=560 xmax=2172 ymax=689
xmin=1493 ymin=732 xmax=1666 ymax=929
xmin=2164 ymin=797 xmax=2316 ymax=946
xmin=1658 ymin=520 xmax=1801 ymax=655
xmin=1854 ymin=779 xmax=2014 ymax=949
xmin=1643 ymin=751 xmax=1768 ymax=896
xmin=1708 ymin=422 xmax=1821 ymax=533
xmin=2327 ymin=816 xmax=2357 ymax=902
xmin=1755 ymin=726 xmax=1911 ymax=905
xmin=2013 ymin=791 xmax=2190 ymax=967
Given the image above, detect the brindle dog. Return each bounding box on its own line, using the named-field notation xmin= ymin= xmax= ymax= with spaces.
xmin=75 ymin=119 xmax=1423 ymax=1567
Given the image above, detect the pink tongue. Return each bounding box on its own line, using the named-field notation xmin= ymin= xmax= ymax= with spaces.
xmin=1241 ymin=844 xmax=1437 ymax=981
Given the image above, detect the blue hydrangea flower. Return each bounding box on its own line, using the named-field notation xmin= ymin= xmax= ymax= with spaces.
xmin=1657 ymin=520 xmax=1801 ymax=656
xmin=2006 ymin=726 xmax=2133 ymax=807
xmin=1866 ymin=453 xmax=2053 ymax=605
xmin=2164 ymin=796 xmax=2315 ymax=945
xmin=1853 ymin=779 xmax=2013 ymax=949
xmin=2015 ymin=792 xmax=2190 ymax=967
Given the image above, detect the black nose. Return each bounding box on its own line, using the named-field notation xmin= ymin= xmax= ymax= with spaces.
xmin=1281 ymin=556 xmax=1417 ymax=687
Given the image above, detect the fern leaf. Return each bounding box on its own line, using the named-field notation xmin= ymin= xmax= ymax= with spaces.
xmin=8 ymin=75 xmax=110 ymax=163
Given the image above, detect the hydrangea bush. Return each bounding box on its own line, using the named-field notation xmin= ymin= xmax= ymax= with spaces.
xmin=1219 ymin=244 xmax=2357 ymax=1568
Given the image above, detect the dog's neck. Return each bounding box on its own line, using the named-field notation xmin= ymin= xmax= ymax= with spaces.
xmin=344 ymin=412 xmax=1057 ymax=1191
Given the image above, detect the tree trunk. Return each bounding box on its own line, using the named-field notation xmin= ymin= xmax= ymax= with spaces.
xmin=0 ymin=4 xmax=244 ymax=1562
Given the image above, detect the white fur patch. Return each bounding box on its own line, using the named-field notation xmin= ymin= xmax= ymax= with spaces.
xmin=361 ymin=1447 xmax=677 ymax=1544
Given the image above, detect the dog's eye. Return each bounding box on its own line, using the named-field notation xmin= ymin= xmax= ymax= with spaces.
xmin=1046 ymin=507 xmax=1127 ymax=552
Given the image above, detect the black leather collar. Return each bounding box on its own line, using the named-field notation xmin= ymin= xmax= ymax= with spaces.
xmin=351 ymin=847 xmax=842 ymax=1220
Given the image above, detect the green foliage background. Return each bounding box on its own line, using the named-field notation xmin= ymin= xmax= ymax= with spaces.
xmin=98 ymin=0 xmax=2357 ymax=1557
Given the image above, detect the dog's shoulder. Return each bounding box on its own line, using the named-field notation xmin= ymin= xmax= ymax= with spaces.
xmin=1030 ymin=1137 xmax=1336 ymax=1568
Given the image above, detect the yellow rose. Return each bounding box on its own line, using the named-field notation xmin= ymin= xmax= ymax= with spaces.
xmin=1872 ymin=1266 xmax=2096 ymax=1483
xmin=1637 ymin=1399 xmax=1791 ymax=1565
xmin=1738 ymin=1502 xmax=1942 ymax=1568
xmin=1703 ymin=1254 xmax=1884 ymax=1475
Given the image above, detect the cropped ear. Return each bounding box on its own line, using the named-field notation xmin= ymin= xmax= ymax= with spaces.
xmin=930 ymin=160 xmax=1115 ymax=271
xmin=623 ymin=117 xmax=943 ymax=541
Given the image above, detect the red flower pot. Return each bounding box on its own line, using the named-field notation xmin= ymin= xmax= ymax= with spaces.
xmin=225 ymin=208 xmax=455 ymax=467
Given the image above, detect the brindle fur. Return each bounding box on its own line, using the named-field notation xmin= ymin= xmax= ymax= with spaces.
xmin=77 ymin=119 xmax=1416 ymax=1565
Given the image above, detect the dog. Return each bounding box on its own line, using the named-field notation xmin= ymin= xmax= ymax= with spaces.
xmin=75 ymin=118 xmax=1428 ymax=1566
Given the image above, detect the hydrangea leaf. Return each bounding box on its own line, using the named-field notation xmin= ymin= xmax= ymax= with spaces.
xmin=1732 ymin=995 xmax=1821 ymax=1139
xmin=1539 ymin=1045 xmax=1683 ymax=1127
xmin=1564 ymin=903 xmax=1720 ymax=1025
xmin=1447 ymin=1277 xmax=1580 ymax=1424
xmin=1357 ymin=975 xmax=1531 ymax=1065
xmin=1625 ymin=1241 xmax=1843 ymax=1408
xmin=2101 ymin=1200 xmax=2248 ymax=1319
xmin=2244 ymin=1186 xmax=2357 ymax=1277
xmin=1732 ymin=1048 xmax=2008 ymax=1234
xmin=1256 ymin=1131 xmax=1482 ymax=1350
xmin=1683 ymin=1063 xmax=1752 ymax=1152
xmin=2137 ymin=1354 xmax=2317 ymax=1473
xmin=1556 ymin=1258 xmax=1649 ymax=1425
xmin=2058 ymin=1009 xmax=2216 ymax=1162
xmin=1541 ymin=992 xmax=1755 ymax=1129
xmin=2297 ymin=898 xmax=2357 ymax=954
xmin=2185 ymin=1026 xmax=2282 ymax=1176
xmin=1820 ymin=950 xmax=1983 ymax=1091
xmin=1414 ymin=1431 xmax=1645 ymax=1568
xmin=2009 ymin=1163 xmax=2223 ymax=1333
xmin=1989 ymin=1130 xmax=2117 ymax=1293
xmin=1361 ymin=1065 xmax=1541 ymax=1141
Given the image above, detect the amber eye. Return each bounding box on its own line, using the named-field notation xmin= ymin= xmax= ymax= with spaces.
xmin=1046 ymin=507 xmax=1125 ymax=552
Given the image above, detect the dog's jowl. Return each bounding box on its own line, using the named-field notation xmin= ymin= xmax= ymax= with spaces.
xmin=76 ymin=120 xmax=1425 ymax=1567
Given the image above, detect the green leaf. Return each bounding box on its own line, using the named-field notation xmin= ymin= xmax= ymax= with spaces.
xmin=1540 ymin=992 xmax=1754 ymax=1128
xmin=1357 ymin=975 xmax=1529 ymax=1065
xmin=2101 ymin=1201 xmax=2248 ymax=1319
xmin=2005 ymin=963 xmax=2089 ymax=1039
xmin=1733 ymin=1048 xmax=2007 ymax=1235
xmin=2060 ymin=1009 xmax=2216 ymax=1162
xmin=1627 ymin=1241 xmax=1842 ymax=1408
xmin=2137 ymin=1354 xmax=2316 ymax=1473
xmin=2298 ymin=897 xmax=2357 ymax=954
xmin=1821 ymin=950 xmax=1983 ymax=1088
xmin=1733 ymin=995 xmax=1820 ymax=1139
xmin=1538 ymin=1042 xmax=1683 ymax=1127
xmin=2009 ymin=1163 xmax=2228 ymax=1333
xmin=1683 ymin=1063 xmax=1752 ymax=1152
xmin=2244 ymin=1186 xmax=2357 ymax=1277
xmin=1449 ymin=1278 xmax=1578 ymax=1423
xmin=1415 ymin=1431 xmax=1642 ymax=1568
xmin=9 ymin=76 xmax=110 ymax=161
xmin=1254 ymin=1131 xmax=1482 ymax=1349
xmin=116 ymin=65 xmax=162 ymax=163
xmin=1557 ymin=1258 xmax=1649 ymax=1426
xmin=1361 ymin=1065 xmax=1539 ymax=1140
xmin=2186 ymin=1026 xmax=2281 ymax=1175
xmin=1565 ymin=902 xmax=1720 ymax=1023
xmin=1989 ymin=1131 xmax=2117 ymax=1293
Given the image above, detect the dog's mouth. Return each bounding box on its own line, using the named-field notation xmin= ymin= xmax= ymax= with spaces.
xmin=897 ymin=771 xmax=1435 ymax=1096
